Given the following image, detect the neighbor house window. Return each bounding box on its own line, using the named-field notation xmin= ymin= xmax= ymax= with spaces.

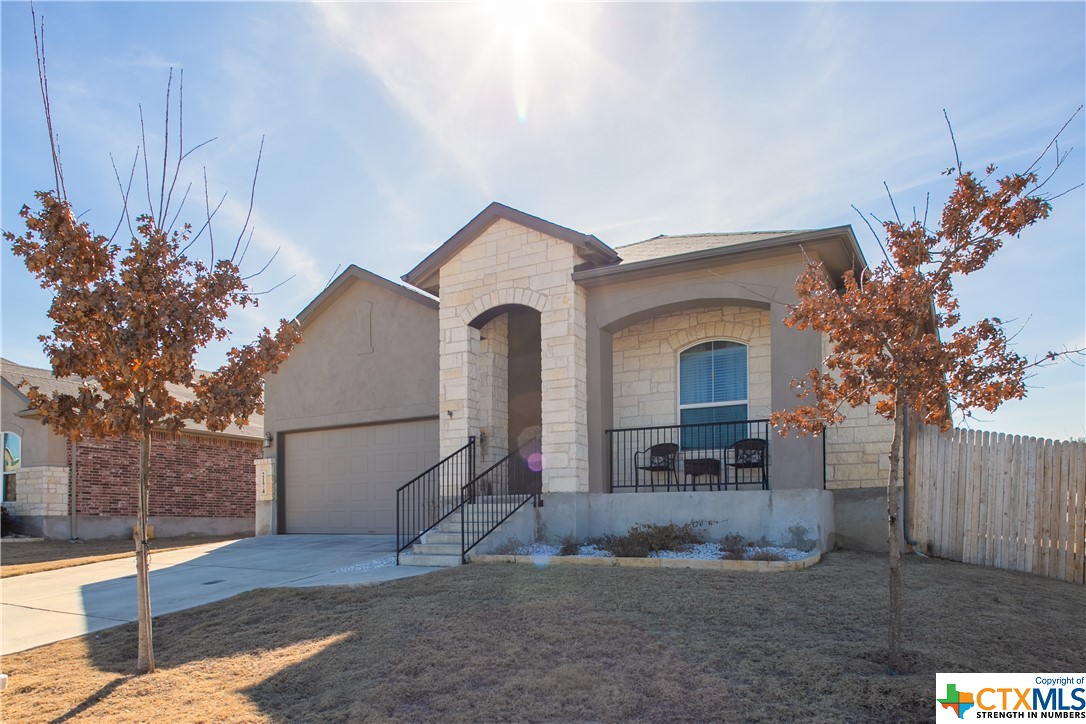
xmin=2 ymin=431 xmax=20 ymax=501
xmin=678 ymin=340 xmax=748 ymax=449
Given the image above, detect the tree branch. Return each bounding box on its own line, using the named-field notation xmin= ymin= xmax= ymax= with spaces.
xmin=230 ymin=136 xmax=264 ymax=263
xmin=108 ymin=150 xmax=139 ymax=243
xmin=851 ymin=204 xmax=894 ymax=268
xmin=1024 ymin=105 xmax=1082 ymax=176
xmin=32 ymin=3 xmax=66 ymax=201
xmin=943 ymin=108 xmax=962 ymax=176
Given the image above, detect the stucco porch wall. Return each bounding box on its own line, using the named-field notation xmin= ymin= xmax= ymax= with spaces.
xmin=611 ymin=305 xmax=771 ymax=427
xmin=477 ymin=489 xmax=834 ymax=554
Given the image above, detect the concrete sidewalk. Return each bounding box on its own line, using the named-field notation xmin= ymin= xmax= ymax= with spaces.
xmin=1 ymin=535 xmax=435 ymax=654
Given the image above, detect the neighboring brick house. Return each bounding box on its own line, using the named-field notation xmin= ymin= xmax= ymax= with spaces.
xmin=262 ymin=203 xmax=898 ymax=556
xmin=1 ymin=359 xmax=261 ymax=539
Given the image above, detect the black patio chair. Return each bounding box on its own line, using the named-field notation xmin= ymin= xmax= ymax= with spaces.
xmin=633 ymin=442 xmax=680 ymax=491
xmin=724 ymin=438 xmax=768 ymax=490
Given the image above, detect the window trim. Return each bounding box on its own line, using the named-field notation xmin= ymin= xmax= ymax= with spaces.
xmin=675 ymin=338 xmax=749 ymax=423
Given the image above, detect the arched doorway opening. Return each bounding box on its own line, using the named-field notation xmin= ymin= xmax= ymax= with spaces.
xmin=468 ymin=304 xmax=542 ymax=493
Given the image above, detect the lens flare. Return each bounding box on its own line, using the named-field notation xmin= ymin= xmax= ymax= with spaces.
xmin=527 ymin=452 xmax=543 ymax=472
xmin=479 ymin=1 xmax=550 ymax=123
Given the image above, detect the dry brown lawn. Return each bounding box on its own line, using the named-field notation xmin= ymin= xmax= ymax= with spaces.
xmin=0 ymin=534 xmax=249 ymax=578
xmin=2 ymin=550 xmax=1082 ymax=723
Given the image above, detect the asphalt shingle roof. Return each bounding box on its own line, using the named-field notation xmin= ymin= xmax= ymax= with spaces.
xmin=0 ymin=358 xmax=263 ymax=440
xmin=613 ymin=231 xmax=811 ymax=265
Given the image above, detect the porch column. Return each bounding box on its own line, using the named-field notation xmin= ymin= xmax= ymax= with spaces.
xmin=585 ymin=322 xmax=612 ymax=493
xmin=439 ymin=311 xmax=481 ymax=491
xmin=477 ymin=314 xmax=510 ymax=468
xmin=770 ymin=300 xmax=823 ymax=490
xmin=540 ymin=286 xmax=590 ymax=493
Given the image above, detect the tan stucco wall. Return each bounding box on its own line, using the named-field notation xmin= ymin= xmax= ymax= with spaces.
xmin=611 ymin=305 xmax=771 ymax=429
xmin=2 ymin=382 xmax=69 ymax=468
xmin=264 ymin=275 xmax=439 ymax=438
xmin=438 ymin=217 xmax=589 ymax=493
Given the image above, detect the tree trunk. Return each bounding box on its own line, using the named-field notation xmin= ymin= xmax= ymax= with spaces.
xmin=135 ymin=428 xmax=156 ymax=673
xmin=886 ymin=394 xmax=905 ymax=674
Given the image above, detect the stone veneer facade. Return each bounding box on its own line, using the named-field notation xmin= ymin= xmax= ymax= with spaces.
xmin=477 ymin=314 xmax=510 ymax=468
xmin=4 ymin=465 xmax=69 ymax=519
xmin=611 ymin=305 xmax=772 ymax=428
xmin=820 ymin=332 xmax=895 ymax=490
xmin=438 ymin=218 xmax=589 ymax=493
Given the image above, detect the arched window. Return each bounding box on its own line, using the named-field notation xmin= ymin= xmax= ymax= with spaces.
xmin=2 ymin=431 xmax=21 ymax=501
xmin=679 ymin=340 xmax=748 ymax=448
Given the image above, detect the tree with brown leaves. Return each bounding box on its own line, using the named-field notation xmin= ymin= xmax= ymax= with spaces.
xmin=5 ymin=12 xmax=300 ymax=674
xmin=771 ymin=109 xmax=1083 ymax=674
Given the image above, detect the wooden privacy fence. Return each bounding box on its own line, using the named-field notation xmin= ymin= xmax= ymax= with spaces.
xmin=908 ymin=426 xmax=1085 ymax=584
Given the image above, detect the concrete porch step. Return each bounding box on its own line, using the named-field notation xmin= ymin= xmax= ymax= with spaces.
xmin=411 ymin=542 xmax=462 ymax=556
xmin=399 ymin=552 xmax=463 ymax=567
xmin=422 ymin=531 xmax=462 ymax=545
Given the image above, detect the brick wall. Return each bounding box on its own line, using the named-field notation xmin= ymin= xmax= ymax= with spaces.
xmin=72 ymin=431 xmax=260 ymax=518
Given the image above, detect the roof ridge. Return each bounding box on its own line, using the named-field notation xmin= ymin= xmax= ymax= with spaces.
xmin=1 ymin=358 xmax=216 ymax=386
xmin=615 ymin=230 xmax=809 ymax=249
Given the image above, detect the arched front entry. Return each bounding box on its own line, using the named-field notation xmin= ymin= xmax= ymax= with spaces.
xmin=466 ymin=304 xmax=542 ymax=491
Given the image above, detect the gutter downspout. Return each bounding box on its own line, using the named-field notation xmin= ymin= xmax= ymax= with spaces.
xmin=69 ymin=439 xmax=79 ymax=541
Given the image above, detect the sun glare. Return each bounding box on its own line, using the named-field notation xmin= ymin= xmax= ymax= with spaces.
xmin=478 ymin=1 xmax=552 ymax=123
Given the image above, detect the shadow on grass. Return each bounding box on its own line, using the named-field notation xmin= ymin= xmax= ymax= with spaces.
xmin=74 ymin=552 xmax=1085 ymax=722
xmin=48 ymin=674 xmax=135 ymax=723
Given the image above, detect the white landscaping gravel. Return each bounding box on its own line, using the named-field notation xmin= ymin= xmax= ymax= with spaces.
xmin=510 ymin=541 xmax=814 ymax=561
xmin=336 ymin=555 xmax=397 ymax=572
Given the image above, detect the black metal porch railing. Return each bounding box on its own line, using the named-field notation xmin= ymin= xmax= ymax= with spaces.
xmin=460 ymin=439 xmax=541 ymax=562
xmin=395 ymin=437 xmax=475 ymax=564
xmin=606 ymin=419 xmax=771 ymax=492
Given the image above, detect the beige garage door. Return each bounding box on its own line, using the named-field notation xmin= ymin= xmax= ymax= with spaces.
xmin=284 ymin=420 xmax=439 ymax=534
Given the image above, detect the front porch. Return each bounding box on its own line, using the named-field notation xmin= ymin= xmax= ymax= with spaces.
xmin=606 ymin=419 xmax=782 ymax=492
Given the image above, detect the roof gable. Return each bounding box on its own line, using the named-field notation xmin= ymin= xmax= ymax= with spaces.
xmin=295 ymin=265 xmax=438 ymax=329
xmin=401 ymin=202 xmax=620 ymax=295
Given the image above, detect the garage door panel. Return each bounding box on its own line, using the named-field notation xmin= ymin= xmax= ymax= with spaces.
xmin=285 ymin=420 xmax=438 ymax=534
xmin=374 ymin=453 xmax=394 ymax=474
xmin=350 ymin=427 xmax=372 ymax=447
xmin=350 ymin=454 xmax=372 ymax=474
xmin=329 ymin=456 xmax=348 ymax=476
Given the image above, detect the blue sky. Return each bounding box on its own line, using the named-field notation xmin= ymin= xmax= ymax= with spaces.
xmin=2 ymin=2 xmax=1083 ymax=440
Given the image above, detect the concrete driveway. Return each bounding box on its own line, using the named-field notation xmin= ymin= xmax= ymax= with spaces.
xmin=1 ymin=535 xmax=435 ymax=654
